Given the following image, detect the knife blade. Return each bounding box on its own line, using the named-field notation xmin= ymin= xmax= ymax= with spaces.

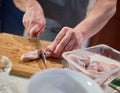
xmin=34 ymin=36 xmax=47 ymax=68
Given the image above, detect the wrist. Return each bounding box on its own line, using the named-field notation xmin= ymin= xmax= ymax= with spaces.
xmin=74 ymin=24 xmax=87 ymax=42
xmin=13 ymin=0 xmax=39 ymax=12
xmin=25 ymin=0 xmax=39 ymax=11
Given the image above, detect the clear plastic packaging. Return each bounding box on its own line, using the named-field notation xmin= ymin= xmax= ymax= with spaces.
xmin=62 ymin=44 xmax=120 ymax=85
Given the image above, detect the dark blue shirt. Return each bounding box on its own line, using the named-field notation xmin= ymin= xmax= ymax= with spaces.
xmin=0 ymin=0 xmax=24 ymax=36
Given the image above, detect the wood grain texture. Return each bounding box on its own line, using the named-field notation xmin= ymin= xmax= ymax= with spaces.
xmin=0 ymin=33 xmax=63 ymax=77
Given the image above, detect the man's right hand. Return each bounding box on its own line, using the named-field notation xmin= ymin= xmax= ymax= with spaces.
xmin=13 ymin=0 xmax=46 ymax=37
xmin=22 ymin=1 xmax=46 ymax=37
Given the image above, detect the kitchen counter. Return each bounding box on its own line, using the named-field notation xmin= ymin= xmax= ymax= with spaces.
xmin=0 ymin=71 xmax=118 ymax=93
xmin=0 ymin=73 xmax=29 ymax=93
xmin=0 ymin=33 xmax=119 ymax=93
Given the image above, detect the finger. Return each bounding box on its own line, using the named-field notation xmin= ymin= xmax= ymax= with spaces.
xmin=22 ymin=15 xmax=27 ymax=27
xmin=53 ymin=31 xmax=73 ymax=57
xmin=64 ymin=38 xmax=75 ymax=52
xmin=26 ymin=23 xmax=34 ymax=36
xmin=23 ymin=17 xmax=33 ymax=36
xmin=29 ymin=24 xmax=42 ymax=37
xmin=22 ymin=19 xmax=29 ymax=34
xmin=22 ymin=13 xmax=31 ymax=29
xmin=29 ymin=20 xmax=46 ymax=36
xmin=49 ymin=27 xmax=70 ymax=52
xmin=37 ymin=25 xmax=45 ymax=36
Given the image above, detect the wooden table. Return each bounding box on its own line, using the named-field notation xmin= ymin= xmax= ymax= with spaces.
xmin=0 ymin=33 xmax=63 ymax=77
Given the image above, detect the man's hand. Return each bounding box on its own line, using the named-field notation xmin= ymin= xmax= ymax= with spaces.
xmin=47 ymin=26 xmax=84 ymax=58
xmin=13 ymin=0 xmax=46 ymax=37
xmin=22 ymin=1 xmax=46 ymax=37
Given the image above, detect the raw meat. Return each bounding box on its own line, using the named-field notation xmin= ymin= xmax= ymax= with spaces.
xmin=21 ymin=50 xmax=41 ymax=61
xmin=21 ymin=48 xmax=52 ymax=61
xmin=87 ymin=62 xmax=100 ymax=74
xmin=86 ymin=62 xmax=118 ymax=74
xmin=44 ymin=48 xmax=52 ymax=58
xmin=67 ymin=54 xmax=90 ymax=68
xmin=96 ymin=62 xmax=118 ymax=72
xmin=66 ymin=54 xmax=118 ymax=74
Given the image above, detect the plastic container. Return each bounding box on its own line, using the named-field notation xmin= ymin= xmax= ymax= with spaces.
xmin=62 ymin=44 xmax=120 ymax=85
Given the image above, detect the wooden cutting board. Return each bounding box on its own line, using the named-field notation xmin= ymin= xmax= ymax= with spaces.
xmin=0 ymin=33 xmax=63 ymax=77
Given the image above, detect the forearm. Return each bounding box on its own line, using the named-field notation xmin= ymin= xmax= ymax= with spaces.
xmin=74 ymin=0 xmax=117 ymax=41
xmin=13 ymin=0 xmax=41 ymax=12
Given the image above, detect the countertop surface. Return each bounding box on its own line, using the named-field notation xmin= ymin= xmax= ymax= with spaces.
xmin=0 ymin=33 xmax=119 ymax=93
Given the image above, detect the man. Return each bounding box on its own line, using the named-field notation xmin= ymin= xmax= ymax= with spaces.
xmin=14 ymin=0 xmax=117 ymax=58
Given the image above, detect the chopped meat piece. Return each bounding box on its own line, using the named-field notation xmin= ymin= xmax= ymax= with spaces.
xmin=87 ymin=61 xmax=118 ymax=74
xmin=109 ymin=64 xmax=118 ymax=69
xmin=97 ymin=62 xmax=118 ymax=72
xmin=97 ymin=62 xmax=112 ymax=72
xmin=67 ymin=54 xmax=90 ymax=68
xmin=44 ymin=46 xmax=60 ymax=58
xmin=87 ymin=62 xmax=99 ymax=74
xmin=44 ymin=48 xmax=52 ymax=57
xmin=20 ymin=48 xmax=52 ymax=61
xmin=21 ymin=50 xmax=41 ymax=61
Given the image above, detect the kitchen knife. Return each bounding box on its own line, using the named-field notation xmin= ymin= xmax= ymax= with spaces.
xmin=34 ymin=36 xmax=47 ymax=68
